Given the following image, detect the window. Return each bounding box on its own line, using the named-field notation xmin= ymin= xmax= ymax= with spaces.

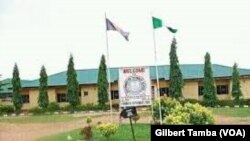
xmin=22 ymin=95 xmax=30 ymax=103
xmin=217 ymin=85 xmax=229 ymax=95
xmin=111 ymin=90 xmax=119 ymax=100
xmin=84 ymin=91 xmax=88 ymax=96
xmin=159 ymin=87 xmax=169 ymax=96
xmin=56 ymin=93 xmax=67 ymax=102
xmin=151 ymin=86 xmax=155 ymax=94
xmin=198 ymin=86 xmax=204 ymax=96
xmin=151 ymin=86 xmax=155 ymax=99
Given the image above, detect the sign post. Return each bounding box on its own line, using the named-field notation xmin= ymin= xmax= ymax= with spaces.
xmin=129 ymin=117 xmax=136 ymax=141
xmin=119 ymin=67 xmax=152 ymax=107
xmin=120 ymin=107 xmax=137 ymax=141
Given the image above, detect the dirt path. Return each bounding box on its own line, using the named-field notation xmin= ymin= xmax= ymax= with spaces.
xmin=0 ymin=114 xmax=249 ymax=141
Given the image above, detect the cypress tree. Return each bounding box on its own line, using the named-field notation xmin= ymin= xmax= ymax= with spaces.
xmin=97 ymin=55 xmax=108 ymax=107
xmin=67 ymin=54 xmax=80 ymax=110
xmin=169 ymin=38 xmax=184 ymax=99
xmin=12 ymin=63 xmax=23 ymax=113
xmin=203 ymin=52 xmax=217 ymax=106
xmin=38 ymin=65 xmax=49 ymax=109
xmin=231 ymin=63 xmax=242 ymax=103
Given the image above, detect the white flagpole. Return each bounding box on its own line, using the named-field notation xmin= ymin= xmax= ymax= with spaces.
xmin=104 ymin=12 xmax=113 ymax=122
xmin=151 ymin=13 xmax=163 ymax=125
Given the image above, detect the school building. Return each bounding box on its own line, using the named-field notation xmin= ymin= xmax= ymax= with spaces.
xmin=1 ymin=64 xmax=250 ymax=110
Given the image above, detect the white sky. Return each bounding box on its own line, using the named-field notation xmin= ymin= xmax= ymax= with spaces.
xmin=0 ymin=0 xmax=250 ymax=80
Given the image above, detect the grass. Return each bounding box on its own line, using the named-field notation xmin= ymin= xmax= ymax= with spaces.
xmin=0 ymin=114 xmax=84 ymax=124
xmin=37 ymin=124 xmax=150 ymax=141
xmin=212 ymin=107 xmax=250 ymax=117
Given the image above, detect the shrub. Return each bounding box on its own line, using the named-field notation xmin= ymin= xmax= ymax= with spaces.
xmin=46 ymin=102 xmax=60 ymax=112
xmin=0 ymin=105 xmax=14 ymax=115
xmin=97 ymin=121 xmax=102 ymax=125
xmin=179 ymin=99 xmax=201 ymax=105
xmin=217 ymin=100 xmax=234 ymax=107
xmin=29 ymin=107 xmax=45 ymax=115
xmin=153 ymin=97 xmax=181 ymax=119
xmin=86 ymin=116 xmax=92 ymax=124
xmin=244 ymin=99 xmax=250 ymax=105
xmin=132 ymin=115 xmax=140 ymax=124
xmin=80 ymin=126 xmax=92 ymax=140
xmin=80 ymin=116 xmax=93 ymax=140
xmin=164 ymin=111 xmax=190 ymax=125
xmin=184 ymin=103 xmax=214 ymax=124
xmin=164 ymin=103 xmax=214 ymax=125
xmin=97 ymin=123 xmax=118 ymax=139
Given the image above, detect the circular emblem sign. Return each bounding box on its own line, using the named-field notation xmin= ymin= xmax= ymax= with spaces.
xmin=124 ymin=75 xmax=146 ymax=95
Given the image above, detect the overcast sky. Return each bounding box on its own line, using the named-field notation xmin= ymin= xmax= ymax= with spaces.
xmin=0 ymin=0 xmax=250 ymax=80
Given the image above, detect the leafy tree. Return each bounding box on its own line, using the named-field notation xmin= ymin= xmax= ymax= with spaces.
xmin=203 ymin=52 xmax=217 ymax=106
xmin=97 ymin=55 xmax=108 ymax=107
xmin=169 ymin=38 xmax=184 ymax=99
xmin=38 ymin=65 xmax=49 ymax=109
xmin=12 ymin=63 xmax=23 ymax=113
xmin=231 ymin=63 xmax=242 ymax=103
xmin=67 ymin=54 xmax=80 ymax=110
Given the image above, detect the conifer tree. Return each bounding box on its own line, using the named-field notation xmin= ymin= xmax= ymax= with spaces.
xmin=38 ymin=65 xmax=49 ymax=109
xmin=169 ymin=38 xmax=184 ymax=99
xmin=203 ymin=52 xmax=217 ymax=106
xmin=97 ymin=55 xmax=108 ymax=107
xmin=12 ymin=63 xmax=23 ymax=113
xmin=231 ymin=63 xmax=242 ymax=104
xmin=67 ymin=54 xmax=80 ymax=110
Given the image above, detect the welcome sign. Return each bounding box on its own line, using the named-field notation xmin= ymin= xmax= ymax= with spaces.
xmin=119 ymin=67 xmax=152 ymax=107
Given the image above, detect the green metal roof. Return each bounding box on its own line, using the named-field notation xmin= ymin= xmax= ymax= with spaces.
xmin=0 ymin=79 xmax=30 ymax=95
xmin=19 ymin=64 xmax=250 ymax=88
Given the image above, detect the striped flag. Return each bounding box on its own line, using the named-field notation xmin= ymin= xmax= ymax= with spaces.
xmin=106 ymin=18 xmax=129 ymax=41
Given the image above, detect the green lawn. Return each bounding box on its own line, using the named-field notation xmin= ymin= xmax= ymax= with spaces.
xmin=212 ymin=107 xmax=250 ymax=117
xmin=38 ymin=124 xmax=150 ymax=141
xmin=0 ymin=114 xmax=83 ymax=124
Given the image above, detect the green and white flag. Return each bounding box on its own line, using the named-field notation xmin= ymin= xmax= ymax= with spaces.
xmin=152 ymin=17 xmax=177 ymax=33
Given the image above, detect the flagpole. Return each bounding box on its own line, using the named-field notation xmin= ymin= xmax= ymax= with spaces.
xmin=104 ymin=12 xmax=113 ymax=122
xmin=151 ymin=13 xmax=163 ymax=125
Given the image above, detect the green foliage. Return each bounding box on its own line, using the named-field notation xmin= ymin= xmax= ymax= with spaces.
xmin=153 ymin=97 xmax=181 ymax=120
xmin=67 ymin=54 xmax=80 ymax=111
xmin=0 ymin=105 xmax=15 ymax=115
xmin=80 ymin=116 xmax=93 ymax=140
xmin=184 ymin=103 xmax=214 ymax=124
xmin=47 ymin=102 xmax=60 ymax=112
xmin=12 ymin=63 xmax=23 ymax=113
xmin=62 ymin=103 xmax=108 ymax=111
xmin=154 ymin=98 xmax=214 ymax=125
xmin=86 ymin=116 xmax=92 ymax=124
xmin=97 ymin=55 xmax=109 ymax=107
xmin=231 ymin=63 xmax=243 ymax=104
xmin=80 ymin=126 xmax=93 ymax=140
xmin=203 ymin=52 xmax=217 ymax=107
xmin=179 ymin=98 xmax=201 ymax=105
xmin=29 ymin=107 xmax=46 ymax=115
xmin=164 ymin=103 xmax=214 ymax=125
xmin=169 ymin=38 xmax=184 ymax=99
xmin=164 ymin=111 xmax=190 ymax=125
xmin=38 ymin=65 xmax=49 ymax=109
xmin=217 ymin=100 xmax=235 ymax=107
xmin=97 ymin=123 xmax=118 ymax=139
xmin=132 ymin=115 xmax=140 ymax=124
